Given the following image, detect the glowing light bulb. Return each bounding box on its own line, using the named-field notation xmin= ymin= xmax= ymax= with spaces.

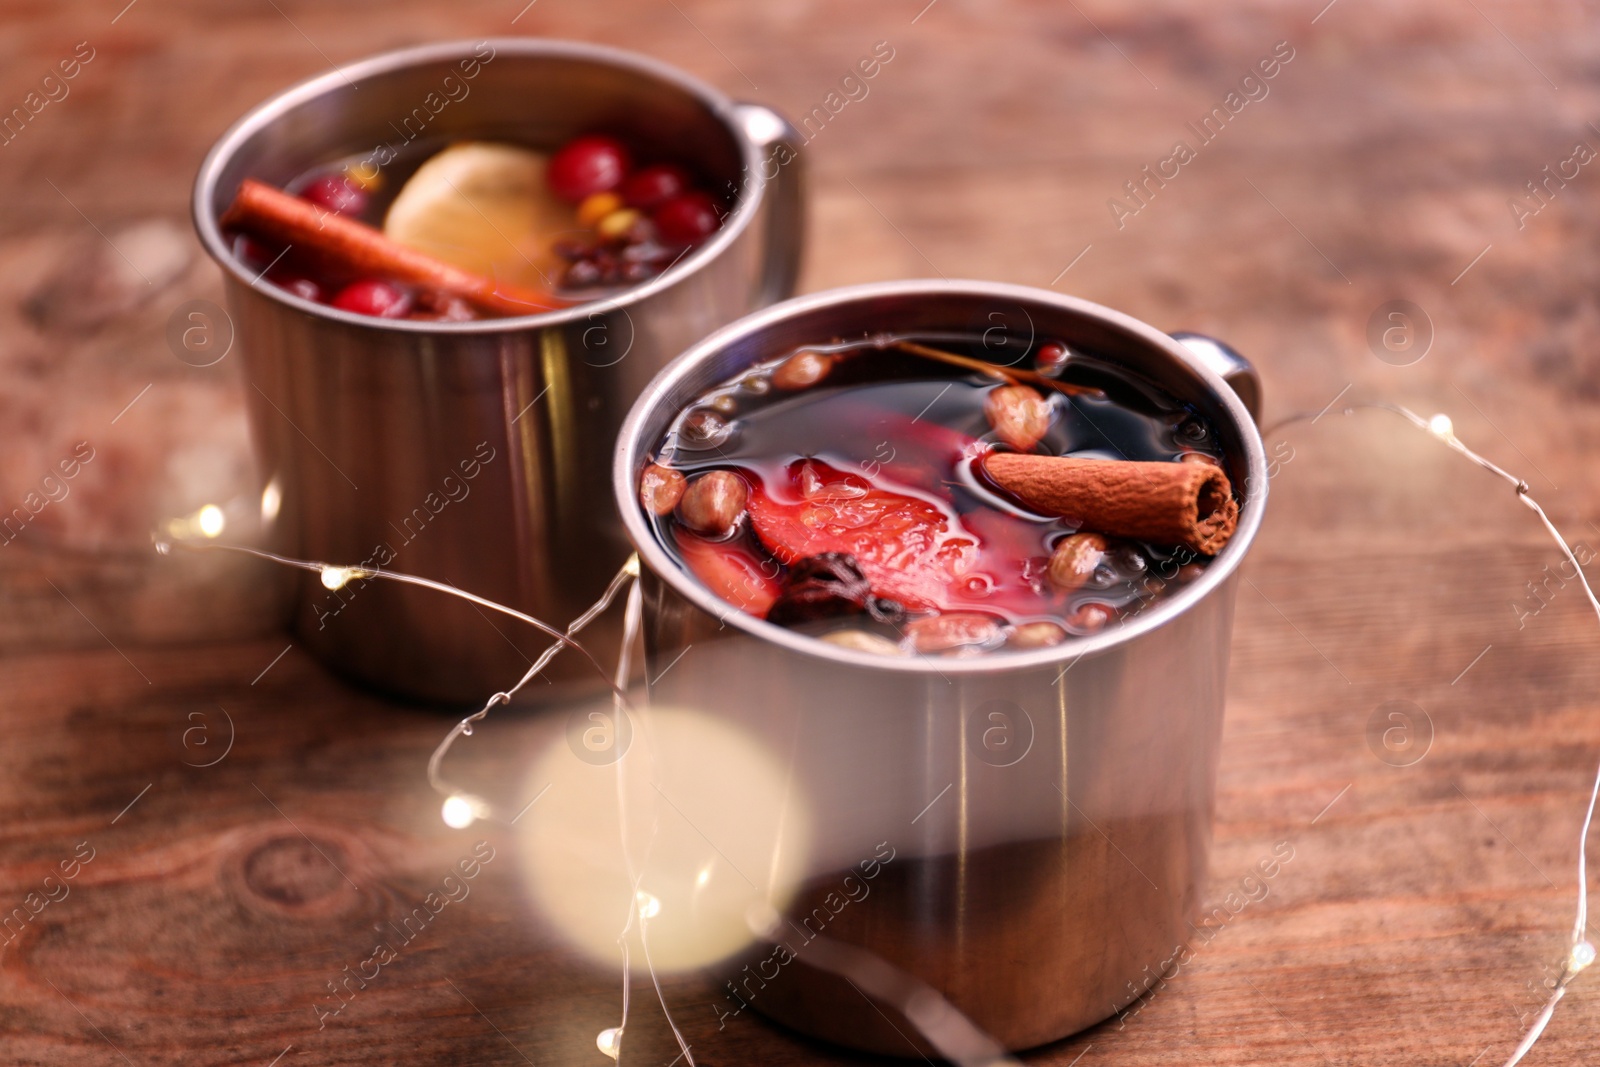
xmin=1428 ymin=413 xmax=1454 ymax=439
xmin=635 ymin=890 xmax=661 ymax=920
xmin=260 ymin=479 xmax=282 ymax=523
xmin=596 ymin=1027 xmax=623 ymax=1060
xmin=441 ymin=795 xmax=475 ymax=828
xmin=441 ymin=794 xmax=485 ymax=829
xmin=1571 ymin=940 xmax=1596 ymax=973
xmin=196 ymin=504 xmax=226 ymax=538
xmin=321 ymin=565 xmax=353 ymax=590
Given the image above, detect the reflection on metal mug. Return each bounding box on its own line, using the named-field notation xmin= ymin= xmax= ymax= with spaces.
xmin=193 ymin=39 xmax=805 ymax=704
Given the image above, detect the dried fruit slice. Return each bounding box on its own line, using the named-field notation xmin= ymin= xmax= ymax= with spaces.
xmin=748 ymin=460 xmax=979 ymax=612
xmin=383 ymin=142 xmax=573 ymax=291
xmin=677 ymin=533 xmax=782 ymax=618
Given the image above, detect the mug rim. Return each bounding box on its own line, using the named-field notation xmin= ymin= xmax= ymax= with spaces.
xmin=191 ymin=37 xmax=772 ymax=335
xmin=613 ymin=278 xmax=1270 ymax=675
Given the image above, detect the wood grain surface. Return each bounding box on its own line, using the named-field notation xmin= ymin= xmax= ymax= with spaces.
xmin=4 ymin=0 xmax=1600 ymax=1063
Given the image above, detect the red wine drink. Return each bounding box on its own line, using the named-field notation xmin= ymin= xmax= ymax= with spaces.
xmin=638 ymin=332 xmax=1239 ymax=656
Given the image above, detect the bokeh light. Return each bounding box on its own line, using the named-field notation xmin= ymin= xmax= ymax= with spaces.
xmin=516 ymin=705 xmax=811 ymax=972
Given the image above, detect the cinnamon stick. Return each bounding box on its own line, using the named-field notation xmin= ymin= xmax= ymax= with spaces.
xmin=983 ymin=452 xmax=1239 ymax=555
xmin=221 ymin=178 xmax=567 ymax=317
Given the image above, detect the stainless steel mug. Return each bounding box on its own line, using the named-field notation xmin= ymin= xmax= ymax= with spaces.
xmin=612 ymin=280 xmax=1265 ymax=1055
xmin=193 ymin=39 xmax=804 ymax=704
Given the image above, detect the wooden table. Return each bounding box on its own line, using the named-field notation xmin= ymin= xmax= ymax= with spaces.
xmin=4 ymin=0 xmax=1600 ymax=1063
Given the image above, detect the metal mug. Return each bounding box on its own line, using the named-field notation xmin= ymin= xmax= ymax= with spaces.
xmin=192 ymin=38 xmax=804 ymax=704
xmin=612 ymin=280 xmax=1265 ymax=1055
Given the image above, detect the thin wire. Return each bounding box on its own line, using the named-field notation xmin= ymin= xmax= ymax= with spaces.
xmin=607 ymin=578 xmax=645 ymax=1063
xmin=639 ymin=905 xmax=696 ymax=1067
xmin=162 ymin=540 xmax=615 ymax=676
xmin=1572 ymin=764 xmax=1600 ymax=954
xmin=606 ymin=577 xmax=697 ymax=1067
xmin=166 ymin=537 xmax=696 ymax=1064
xmin=424 ymin=556 xmax=640 ymax=805
xmin=160 ymin=539 xmax=641 ymax=821
xmin=1270 ymin=400 xmax=1600 ymax=1066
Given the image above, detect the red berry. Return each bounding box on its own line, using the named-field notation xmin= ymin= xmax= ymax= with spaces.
xmin=331 ymin=279 xmax=412 ymax=318
xmin=277 ymin=276 xmax=322 ymax=302
xmin=1034 ymin=341 xmax=1072 ymax=377
xmin=653 ymin=191 xmax=722 ymax=244
xmin=621 ymin=164 xmax=691 ymax=209
xmin=300 ymin=173 xmax=368 ymax=215
xmin=547 ymin=135 xmax=631 ymax=202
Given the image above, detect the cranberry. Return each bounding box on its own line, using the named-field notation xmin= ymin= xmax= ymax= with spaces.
xmin=277 ymin=276 xmax=322 ymax=302
xmin=621 ymin=164 xmax=691 ymax=209
xmin=300 ymin=173 xmax=368 ymax=216
xmin=547 ymin=135 xmax=631 ymax=202
xmin=653 ymin=191 xmax=722 ymax=244
xmin=331 ymin=279 xmax=412 ymax=318
xmin=1034 ymin=341 xmax=1072 ymax=377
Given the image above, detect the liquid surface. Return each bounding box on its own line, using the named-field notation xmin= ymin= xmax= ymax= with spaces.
xmin=644 ymin=336 xmax=1232 ymax=655
xmin=232 ymin=137 xmax=724 ymax=319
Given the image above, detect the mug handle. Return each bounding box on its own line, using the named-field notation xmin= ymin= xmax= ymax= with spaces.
xmin=1169 ymin=332 xmax=1262 ymax=425
xmin=733 ymin=103 xmax=806 ymax=305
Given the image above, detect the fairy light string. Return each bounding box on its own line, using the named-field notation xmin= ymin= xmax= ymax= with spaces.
xmin=599 ymin=572 xmax=700 ymax=1067
xmin=162 ymin=397 xmax=1598 ymax=1065
xmin=162 ymin=538 xmax=692 ymax=1063
xmin=424 ymin=553 xmax=640 ymax=823
xmin=596 ymin=576 xmax=646 ymax=1064
xmin=1268 ymin=400 xmax=1599 ymax=1067
xmin=156 ymin=538 xmax=642 ymax=824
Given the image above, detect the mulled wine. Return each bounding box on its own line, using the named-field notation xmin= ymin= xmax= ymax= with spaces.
xmin=224 ymin=132 xmax=728 ymax=322
xmin=638 ymin=335 xmax=1241 ymax=655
